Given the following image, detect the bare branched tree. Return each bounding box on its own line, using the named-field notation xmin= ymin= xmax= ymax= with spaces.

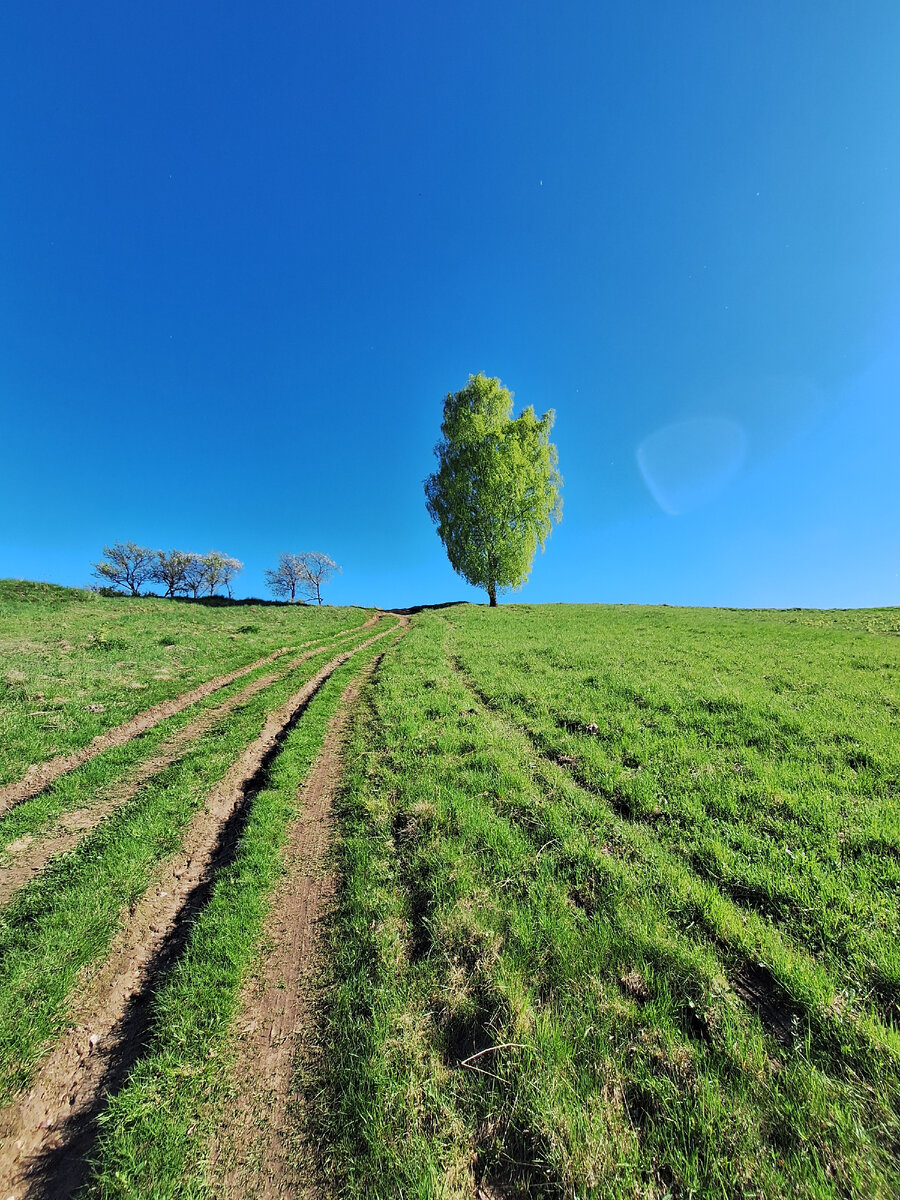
xmin=92 ymin=542 xmax=156 ymax=596
xmin=151 ymin=549 xmax=196 ymax=598
xmin=218 ymin=555 xmax=243 ymax=598
xmin=264 ymin=553 xmax=308 ymax=603
xmin=296 ymin=551 xmax=341 ymax=605
xmin=182 ymin=554 xmax=206 ymax=600
xmin=202 ymin=552 xmax=243 ymax=597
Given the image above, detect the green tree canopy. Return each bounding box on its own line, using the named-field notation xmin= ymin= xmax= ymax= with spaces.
xmin=424 ymin=373 xmax=562 ymax=605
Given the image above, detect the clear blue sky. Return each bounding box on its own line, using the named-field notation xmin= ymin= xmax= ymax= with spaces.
xmin=2 ymin=1 xmax=898 ymax=608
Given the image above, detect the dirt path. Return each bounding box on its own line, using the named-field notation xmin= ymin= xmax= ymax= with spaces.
xmin=0 ymin=626 xmax=357 ymax=908
xmin=214 ymin=622 xmax=406 ymax=1197
xmin=0 ymin=613 xmax=381 ymax=815
xmin=214 ymin=666 xmax=374 ymax=1196
xmin=0 ymin=622 xmax=396 ymax=1200
xmin=0 ymin=618 xmax=388 ymax=910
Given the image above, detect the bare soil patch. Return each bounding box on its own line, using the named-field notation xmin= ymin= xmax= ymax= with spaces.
xmin=0 ymin=625 xmax=394 ymax=1200
xmin=729 ymin=960 xmax=799 ymax=1047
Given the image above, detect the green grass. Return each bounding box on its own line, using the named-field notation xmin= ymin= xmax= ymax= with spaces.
xmin=315 ymin=605 xmax=900 ymax=1199
xmin=443 ymin=605 xmax=900 ymax=1010
xmin=2 ymin=588 xmax=899 ymax=1198
xmin=81 ymin=635 xmax=393 ymax=1199
xmin=0 ymin=618 xmax=390 ymax=864
xmin=0 ymin=628 xmax=387 ymax=1103
xmin=0 ymin=578 xmax=372 ymax=785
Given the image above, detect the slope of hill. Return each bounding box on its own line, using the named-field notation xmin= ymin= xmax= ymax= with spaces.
xmin=1 ymin=587 xmax=898 ymax=1198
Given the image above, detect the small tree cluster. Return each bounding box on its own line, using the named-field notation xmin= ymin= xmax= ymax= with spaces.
xmin=264 ymin=552 xmax=340 ymax=604
xmin=92 ymin=543 xmax=243 ymax=598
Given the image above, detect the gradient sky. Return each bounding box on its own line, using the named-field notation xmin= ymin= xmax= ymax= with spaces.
xmin=2 ymin=1 xmax=898 ymax=608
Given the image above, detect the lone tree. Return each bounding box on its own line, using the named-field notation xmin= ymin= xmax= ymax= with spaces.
xmin=424 ymin=374 xmax=562 ymax=606
xmin=92 ymin=542 xmax=156 ymax=596
xmin=264 ymin=552 xmax=341 ymax=604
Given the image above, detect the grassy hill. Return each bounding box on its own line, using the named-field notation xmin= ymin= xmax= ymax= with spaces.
xmin=0 ymin=585 xmax=898 ymax=1198
xmin=0 ymin=579 xmax=371 ymax=786
xmin=325 ymin=602 xmax=900 ymax=1198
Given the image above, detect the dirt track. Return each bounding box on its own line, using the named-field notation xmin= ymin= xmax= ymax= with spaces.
xmin=0 ymin=613 xmax=381 ymax=814
xmin=213 ymin=644 xmax=396 ymax=1197
xmin=0 ymin=617 xmax=386 ymax=910
xmin=0 ymin=621 xmax=396 ymax=1200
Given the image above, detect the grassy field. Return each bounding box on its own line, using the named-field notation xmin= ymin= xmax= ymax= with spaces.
xmin=0 ymin=579 xmax=371 ymax=785
xmin=321 ymin=604 xmax=900 ymax=1199
xmin=0 ymin=586 xmax=898 ymax=1198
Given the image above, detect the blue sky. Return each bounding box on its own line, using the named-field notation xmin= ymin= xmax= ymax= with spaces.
xmin=2 ymin=1 xmax=898 ymax=608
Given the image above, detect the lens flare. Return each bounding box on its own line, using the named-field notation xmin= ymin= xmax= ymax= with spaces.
xmin=637 ymin=417 xmax=747 ymax=515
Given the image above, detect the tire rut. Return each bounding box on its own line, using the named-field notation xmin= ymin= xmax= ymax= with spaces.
xmin=0 ymin=622 xmax=396 ymax=1200
xmin=0 ymin=617 xmax=388 ymax=910
xmin=444 ymin=653 xmax=890 ymax=1064
xmin=0 ymin=613 xmax=381 ymax=814
xmin=214 ymin=620 xmax=408 ymax=1198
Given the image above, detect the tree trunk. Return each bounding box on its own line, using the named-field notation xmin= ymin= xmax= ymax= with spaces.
xmin=487 ymin=582 xmax=497 ymax=607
